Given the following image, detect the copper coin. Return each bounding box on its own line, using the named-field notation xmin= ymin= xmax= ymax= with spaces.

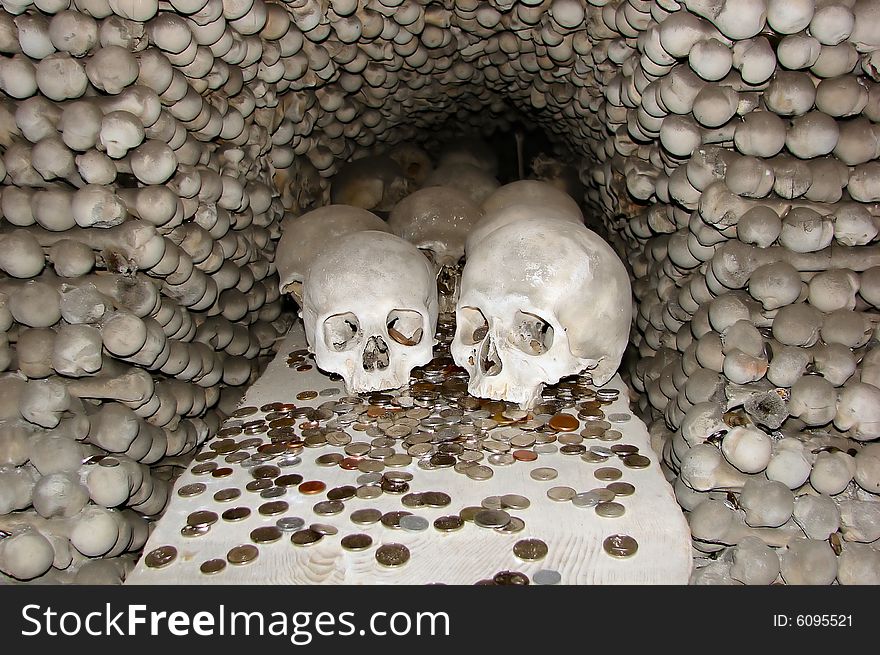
xmin=296 ymin=391 xmax=318 ymax=400
xmin=298 ymin=480 xmax=327 ymax=495
xmin=433 ymin=515 xmax=464 ymax=532
xmin=212 ymin=467 xmax=234 ymax=478
xmin=200 ymin=559 xmax=226 ymax=575
xmin=548 ymin=413 xmax=579 ymax=432
xmin=603 ymin=534 xmax=638 ymax=558
xmin=291 ymin=529 xmax=323 ymax=546
xmin=493 ymin=570 xmax=529 ymax=585
xmin=375 ymin=543 xmax=410 ymax=567
xmin=246 ymin=479 xmax=272 ymax=492
xmin=341 ymin=533 xmax=373 ymax=551
xmin=187 ymin=510 xmax=219 ymax=527
xmin=513 ymin=539 xmax=548 ymax=562
xmin=624 ymin=454 xmax=651 ymax=469
xmin=222 ymin=506 xmax=251 ymax=522
xmin=251 ymin=526 xmax=283 ymax=544
xmin=259 ymin=500 xmax=289 ymax=516
xmin=178 ymin=483 xmax=206 ymax=498
xmin=513 ymin=449 xmax=538 ymax=462
xmin=351 ymin=508 xmax=383 ymax=525
xmin=227 ymin=544 xmax=259 ymax=565
xmin=595 ymin=467 xmax=623 ymax=481
xmin=339 ymin=457 xmax=362 ymax=470
xmin=144 ymin=546 xmax=177 ymax=569
xmin=607 ymin=482 xmax=636 ymax=497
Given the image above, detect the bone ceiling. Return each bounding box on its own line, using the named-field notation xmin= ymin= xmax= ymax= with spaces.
xmin=0 ymin=0 xmax=878 ymax=585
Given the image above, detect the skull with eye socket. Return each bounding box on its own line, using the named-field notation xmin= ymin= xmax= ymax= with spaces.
xmin=302 ymin=231 xmax=439 ymax=394
xmin=388 ymin=186 xmax=482 ymax=315
xmin=451 ymin=217 xmax=632 ymax=407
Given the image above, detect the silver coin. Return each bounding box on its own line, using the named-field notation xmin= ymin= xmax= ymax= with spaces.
xmin=276 ymin=516 xmax=306 ymax=532
xmin=474 ymin=509 xmax=511 ymax=529
xmin=260 ymin=486 xmax=287 ymax=499
xmin=534 ymin=444 xmax=558 ymax=454
xmin=607 ymin=413 xmax=631 ymax=423
xmin=466 ymin=465 xmax=493 ymax=480
xmin=530 ymin=467 xmax=558 ymax=481
xmin=547 ymin=486 xmax=577 ymax=502
xmin=533 ymin=569 xmax=562 ymax=585
xmin=500 ymin=494 xmax=530 ymax=510
xmin=399 ymin=515 xmax=430 ymax=532
xmin=590 ymin=445 xmax=615 ymax=457
xmin=481 ymin=495 xmax=503 ymax=510
xmin=572 ymin=491 xmax=603 ymax=508
xmin=277 ymin=456 xmax=302 ymax=467
xmin=488 ymin=453 xmax=515 ymax=466
xmin=357 ymin=473 xmax=383 ymax=485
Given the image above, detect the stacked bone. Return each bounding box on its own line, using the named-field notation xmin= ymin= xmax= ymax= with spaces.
xmin=590 ymin=0 xmax=880 ymax=584
xmin=0 ymin=0 xmax=295 ymax=583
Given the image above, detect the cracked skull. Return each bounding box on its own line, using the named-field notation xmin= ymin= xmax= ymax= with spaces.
xmin=451 ymin=217 xmax=632 ymax=407
xmin=302 ymin=230 xmax=439 ymax=394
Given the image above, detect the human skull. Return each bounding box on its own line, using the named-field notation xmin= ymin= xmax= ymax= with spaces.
xmin=330 ymin=155 xmax=410 ymax=213
xmin=388 ymin=186 xmax=482 ymax=314
xmin=275 ymin=205 xmax=390 ymax=304
xmin=451 ymin=217 xmax=631 ymax=406
xmin=302 ymin=231 xmax=439 ymax=394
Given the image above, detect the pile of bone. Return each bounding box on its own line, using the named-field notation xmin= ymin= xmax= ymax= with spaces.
xmin=582 ymin=0 xmax=880 ymax=584
xmin=281 ymin=142 xmax=630 ymax=408
xmin=0 ymin=1 xmax=295 ymax=583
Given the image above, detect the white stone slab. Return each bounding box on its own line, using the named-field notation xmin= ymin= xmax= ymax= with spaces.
xmin=127 ymin=323 xmax=692 ymax=585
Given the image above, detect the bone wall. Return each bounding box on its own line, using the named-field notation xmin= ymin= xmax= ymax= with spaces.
xmin=0 ymin=0 xmax=878 ymax=584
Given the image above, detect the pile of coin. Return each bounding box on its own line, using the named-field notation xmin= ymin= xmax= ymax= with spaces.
xmin=152 ymin=323 xmax=643 ymax=580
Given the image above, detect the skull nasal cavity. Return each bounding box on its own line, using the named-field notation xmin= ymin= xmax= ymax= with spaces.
xmin=323 ymin=312 xmax=360 ymax=352
xmin=479 ymin=336 xmax=503 ymax=376
xmin=363 ymin=336 xmax=390 ymax=371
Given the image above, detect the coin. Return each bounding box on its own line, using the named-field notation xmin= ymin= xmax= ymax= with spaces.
xmin=192 ymin=462 xmax=218 ymax=475
xmin=212 ymin=467 xmax=234 ymax=478
xmin=258 ymin=500 xmax=289 ymax=516
xmin=291 ymin=529 xmax=323 ymax=546
xmin=513 ymin=449 xmax=538 ymax=462
xmin=533 ymin=569 xmax=561 ymax=585
xmin=375 ymin=543 xmax=410 ymax=567
xmin=341 ymin=533 xmax=373 ymax=551
xmin=400 ymin=515 xmax=430 ymax=532
xmin=598 ymin=429 xmax=622 ymax=442
xmin=624 ymin=454 xmax=651 ymax=469
xmin=474 ymin=509 xmax=511 ymax=529
xmin=465 ymin=465 xmax=493 ymax=480
xmin=276 ymin=516 xmax=306 ymax=532
xmin=261 ymin=486 xmax=287 ymax=499
xmin=611 ymin=444 xmax=639 ymax=456
xmin=213 ymin=488 xmax=242 ymax=502
xmin=232 ymin=406 xmax=258 ymax=418
xmin=276 ymin=474 xmax=305 ymax=487
xmin=181 ymin=524 xmax=210 ymax=538
xmin=548 ymin=413 xmax=579 ymax=431
xmin=310 ymin=523 xmax=338 ymax=536
xmin=200 ymin=559 xmax=226 ymax=575
xmin=595 ymin=467 xmax=623 ymax=481
xmin=252 ymin=465 xmax=281 ymax=479
xmin=547 ymin=486 xmax=577 ymax=502
xmin=603 ymin=534 xmax=638 ymax=558
xmin=356 ymin=485 xmax=383 ymax=500
xmin=433 ymin=515 xmax=464 ymax=532
xmin=493 ymin=570 xmax=529 ymax=585
xmin=222 ymin=507 xmax=251 ymax=522
xmin=144 ymin=546 xmax=177 ymax=569
xmin=607 ymin=482 xmax=636 ymax=497
xmin=530 ymin=467 xmax=558 ymax=481
xmin=560 ymin=444 xmax=587 ymax=455
xmin=459 ymin=506 xmax=482 ymax=522
xmin=513 ymin=538 xmax=548 ymax=561
xmin=297 ymin=391 xmax=318 ymax=400
xmin=351 ymin=509 xmax=383 ymax=525
xmin=591 ymin=445 xmax=615 ymax=457
xmin=246 ymin=479 xmax=272 ymax=492
xmin=422 ymin=491 xmax=451 ymax=507
xmin=299 ymin=480 xmax=327 ymax=495
xmin=187 ymin=510 xmax=219 ymax=527
xmin=251 ymin=526 xmax=283 ymax=544
xmin=572 ymin=491 xmax=602 ymax=508
xmin=178 ymin=483 xmax=206 ymax=497
xmin=316 ymin=453 xmax=344 ymax=466
xmin=227 ymin=544 xmax=259 ymax=565
xmin=380 ymin=511 xmax=412 ymax=529
xmin=608 ymin=413 xmax=631 ymax=423
xmin=581 ymin=451 xmax=610 ymax=463
xmin=313 ymin=500 xmax=345 ymax=516
xmin=501 ymin=494 xmax=530 ymax=510
xmin=596 ymin=501 xmax=626 ymax=518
